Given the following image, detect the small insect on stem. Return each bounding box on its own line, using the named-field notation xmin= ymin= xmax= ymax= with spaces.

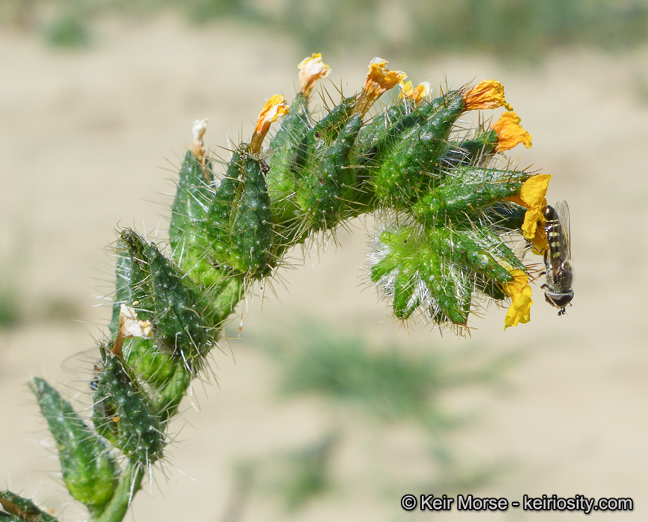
xmin=541 ymin=201 xmax=574 ymax=316
xmin=90 ymin=364 xmax=100 ymax=391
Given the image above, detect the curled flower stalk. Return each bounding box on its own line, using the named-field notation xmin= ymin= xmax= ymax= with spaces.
xmin=9 ymin=54 xmax=565 ymax=521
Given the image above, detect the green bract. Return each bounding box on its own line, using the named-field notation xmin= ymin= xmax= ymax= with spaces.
xmin=30 ymin=378 xmax=119 ymax=512
xmin=92 ymin=349 xmax=164 ymax=465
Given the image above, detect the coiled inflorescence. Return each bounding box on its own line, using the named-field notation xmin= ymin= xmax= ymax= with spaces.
xmin=16 ymin=54 xmax=560 ymax=522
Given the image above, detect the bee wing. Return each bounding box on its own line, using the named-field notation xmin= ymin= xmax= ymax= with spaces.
xmin=61 ymin=347 xmax=98 ymax=374
xmin=553 ymin=200 xmax=571 ymax=261
xmin=59 ymin=348 xmax=101 ymax=403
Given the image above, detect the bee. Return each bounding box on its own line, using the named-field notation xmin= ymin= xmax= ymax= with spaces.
xmin=542 ymin=201 xmax=574 ymax=316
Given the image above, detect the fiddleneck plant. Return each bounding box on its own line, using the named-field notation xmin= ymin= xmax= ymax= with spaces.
xmin=2 ymin=54 xmax=558 ymax=521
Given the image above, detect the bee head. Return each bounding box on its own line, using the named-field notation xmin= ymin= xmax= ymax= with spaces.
xmin=543 ymin=289 xmax=574 ymax=315
xmin=543 ymin=204 xmax=558 ymax=221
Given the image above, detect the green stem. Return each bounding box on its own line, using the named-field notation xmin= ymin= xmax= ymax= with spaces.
xmin=94 ymin=461 xmax=144 ymax=522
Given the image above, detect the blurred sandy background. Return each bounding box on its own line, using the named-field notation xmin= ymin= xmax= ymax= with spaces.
xmin=1 ymin=2 xmax=648 ymax=520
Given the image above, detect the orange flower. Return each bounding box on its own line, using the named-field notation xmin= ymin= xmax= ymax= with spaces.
xmin=399 ymin=80 xmax=431 ymax=104
xmin=354 ymin=57 xmax=406 ymax=115
xmin=464 ymin=79 xmax=514 ymax=111
xmin=250 ymin=94 xmax=290 ymax=154
xmin=502 ymin=269 xmax=533 ymax=329
xmin=298 ymin=53 xmax=330 ymax=96
xmin=492 ymin=111 xmax=532 ymax=152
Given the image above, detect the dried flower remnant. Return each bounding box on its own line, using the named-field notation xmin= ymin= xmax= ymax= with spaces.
xmin=191 ymin=118 xmax=209 ymax=179
xmin=354 ymin=57 xmax=406 ymax=116
xmin=298 ymin=53 xmax=331 ymax=96
xmin=112 ymin=303 xmax=153 ymax=358
xmin=250 ymin=94 xmax=290 ymax=154
xmin=191 ymin=118 xmax=208 ymax=159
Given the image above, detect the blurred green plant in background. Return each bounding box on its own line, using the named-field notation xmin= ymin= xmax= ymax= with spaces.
xmin=223 ymin=323 xmax=520 ymax=519
xmin=44 ymin=13 xmax=90 ymax=47
xmin=0 ymin=281 xmax=21 ymax=328
xmin=0 ymin=241 xmax=81 ymax=329
xmin=2 ymin=0 xmax=647 ymax=58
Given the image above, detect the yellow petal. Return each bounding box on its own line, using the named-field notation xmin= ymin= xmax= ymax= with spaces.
xmin=298 ymin=53 xmax=330 ymax=96
xmin=464 ymin=79 xmax=514 ymax=111
xmin=502 ymin=269 xmax=533 ymax=329
xmin=399 ymin=81 xmax=431 ymax=104
xmin=492 ymin=111 xmax=532 ymax=152
xmin=519 ymin=174 xmax=551 ymax=245
xmin=520 ymin=173 xmax=551 ymax=208
xmin=399 ymin=80 xmax=414 ymax=99
xmin=527 ymin=225 xmax=548 ymax=254
xmin=521 ymin=206 xmax=544 ymax=240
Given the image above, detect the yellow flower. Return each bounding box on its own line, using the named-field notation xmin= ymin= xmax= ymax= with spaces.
xmin=492 ymin=111 xmax=532 ymax=152
xmin=399 ymin=80 xmax=431 ymax=104
xmin=502 ymin=269 xmax=533 ymax=330
xmin=507 ymin=174 xmax=551 ymax=252
xmin=354 ymin=57 xmax=406 ymax=115
xmin=464 ymin=79 xmax=514 ymax=112
xmin=518 ymin=174 xmax=551 ymax=251
xmin=250 ymin=94 xmax=290 ymax=154
xmin=298 ymin=53 xmax=330 ymax=96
